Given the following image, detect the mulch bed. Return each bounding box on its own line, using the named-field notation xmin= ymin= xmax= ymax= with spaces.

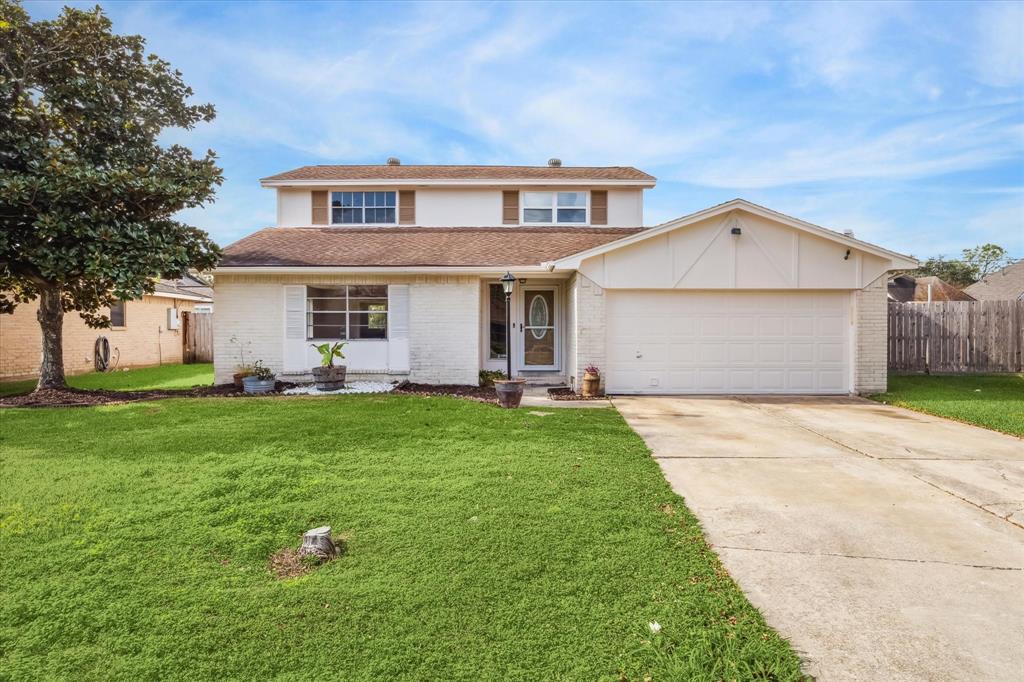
xmin=547 ymin=387 xmax=607 ymax=401
xmin=392 ymin=382 xmax=497 ymax=403
xmin=1 ymin=381 xmax=601 ymax=408
xmin=0 ymin=382 xmax=296 ymax=408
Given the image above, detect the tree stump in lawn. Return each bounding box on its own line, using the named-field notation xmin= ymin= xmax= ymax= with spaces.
xmin=299 ymin=526 xmax=338 ymax=563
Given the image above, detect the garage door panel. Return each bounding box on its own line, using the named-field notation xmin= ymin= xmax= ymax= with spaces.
xmin=606 ymin=291 xmax=850 ymax=394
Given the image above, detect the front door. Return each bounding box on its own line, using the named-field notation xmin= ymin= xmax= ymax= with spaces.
xmin=521 ymin=287 xmax=558 ymax=370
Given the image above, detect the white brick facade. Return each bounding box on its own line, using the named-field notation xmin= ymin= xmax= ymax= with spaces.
xmin=853 ymin=274 xmax=888 ymax=394
xmin=214 ymin=274 xmax=480 ymax=386
xmin=215 ymin=270 xmax=890 ymax=393
xmin=568 ymin=272 xmax=606 ymax=391
xmin=214 ymin=278 xmax=284 ymax=384
xmin=408 ymin=278 xmax=479 ymax=384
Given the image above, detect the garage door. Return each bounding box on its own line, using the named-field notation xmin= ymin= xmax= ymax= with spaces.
xmin=606 ymin=291 xmax=851 ymax=394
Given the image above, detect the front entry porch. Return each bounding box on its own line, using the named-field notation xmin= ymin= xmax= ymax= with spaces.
xmin=479 ymin=278 xmax=569 ymax=384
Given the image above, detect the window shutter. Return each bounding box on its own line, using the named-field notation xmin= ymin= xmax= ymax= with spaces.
xmin=387 ymin=285 xmax=410 ymax=373
xmin=591 ymin=190 xmax=608 ymax=225
xmin=399 ymin=190 xmax=416 ymax=224
xmin=283 ymin=285 xmax=307 ymax=372
xmin=502 ymin=191 xmax=519 ymax=225
xmin=311 ymin=191 xmax=328 ymax=225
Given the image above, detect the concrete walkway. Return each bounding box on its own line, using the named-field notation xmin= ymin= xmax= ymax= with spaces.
xmin=614 ymin=395 xmax=1024 ymax=681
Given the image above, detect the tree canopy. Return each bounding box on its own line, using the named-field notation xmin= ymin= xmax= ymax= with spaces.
xmin=912 ymin=243 xmax=1016 ymax=288
xmin=0 ymin=1 xmax=222 ymax=387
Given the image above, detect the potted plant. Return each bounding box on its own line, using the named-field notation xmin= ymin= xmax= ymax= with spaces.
xmin=310 ymin=342 xmax=347 ymax=391
xmin=229 ymin=335 xmax=254 ymax=389
xmin=242 ymin=360 xmax=276 ymax=394
xmin=581 ymin=364 xmax=601 ymax=397
xmin=493 ymin=377 xmax=527 ymax=408
xmin=233 ymin=364 xmax=254 ymax=390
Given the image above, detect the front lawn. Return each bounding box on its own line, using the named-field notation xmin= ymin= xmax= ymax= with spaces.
xmin=0 ymin=363 xmax=213 ymax=397
xmin=0 ymin=396 xmax=802 ymax=680
xmin=870 ymin=373 xmax=1024 ymax=436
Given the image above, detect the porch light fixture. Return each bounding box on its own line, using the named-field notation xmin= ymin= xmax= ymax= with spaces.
xmin=500 ymin=272 xmax=516 ymax=379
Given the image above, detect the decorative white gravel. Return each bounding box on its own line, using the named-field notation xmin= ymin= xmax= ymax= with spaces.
xmin=283 ymin=381 xmax=396 ymax=396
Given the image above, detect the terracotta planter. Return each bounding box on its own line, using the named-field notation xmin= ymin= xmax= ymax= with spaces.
xmin=494 ymin=379 xmax=526 ymax=408
xmin=242 ymin=376 xmax=276 ymax=394
xmin=312 ymin=365 xmax=347 ymax=391
xmin=232 ymin=373 xmax=248 ymax=390
xmin=581 ymin=372 xmax=601 ymax=397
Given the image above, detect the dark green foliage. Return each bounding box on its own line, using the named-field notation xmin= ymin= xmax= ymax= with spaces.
xmin=478 ymin=369 xmax=507 ymax=387
xmin=0 ymin=1 xmax=221 ymax=385
xmin=0 ymin=396 xmax=805 ymax=680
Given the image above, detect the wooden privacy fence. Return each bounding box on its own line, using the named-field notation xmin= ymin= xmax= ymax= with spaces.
xmin=888 ymin=300 xmax=1024 ymax=373
xmin=183 ymin=311 xmax=213 ymax=363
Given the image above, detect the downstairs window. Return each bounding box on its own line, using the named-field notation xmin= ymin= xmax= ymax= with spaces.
xmin=306 ymin=285 xmax=388 ymax=340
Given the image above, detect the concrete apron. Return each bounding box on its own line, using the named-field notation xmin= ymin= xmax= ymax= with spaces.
xmin=613 ymin=395 xmax=1024 ymax=682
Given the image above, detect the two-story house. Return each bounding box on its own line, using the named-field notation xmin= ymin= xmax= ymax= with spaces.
xmin=214 ymin=160 xmax=915 ymax=394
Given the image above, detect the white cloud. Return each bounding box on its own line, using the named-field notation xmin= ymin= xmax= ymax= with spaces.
xmin=973 ymin=2 xmax=1024 ymax=87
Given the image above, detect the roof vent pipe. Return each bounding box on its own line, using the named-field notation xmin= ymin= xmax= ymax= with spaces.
xmin=547 ymin=158 xmax=562 ymax=167
xmin=386 ymin=157 xmax=401 ymax=166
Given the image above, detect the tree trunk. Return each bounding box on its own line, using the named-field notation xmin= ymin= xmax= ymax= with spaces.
xmin=36 ymin=285 xmax=66 ymax=390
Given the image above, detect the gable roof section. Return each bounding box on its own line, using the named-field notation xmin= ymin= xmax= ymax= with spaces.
xmin=218 ymin=226 xmax=644 ymax=270
xmin=549 ymin=198 xmax=918 ymax=270
xmin=964 ymin=260 xmax=1024 ymax=301
xmin=260 ymin=165 xmax=656 ymax=186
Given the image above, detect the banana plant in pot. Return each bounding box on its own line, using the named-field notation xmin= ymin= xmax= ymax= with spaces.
xmin=310 ymin=342 xmax=347 ymax=391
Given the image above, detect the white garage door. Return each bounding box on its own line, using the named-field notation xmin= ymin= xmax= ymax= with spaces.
xmin=606 ymin=291 xmax=851 ymax=394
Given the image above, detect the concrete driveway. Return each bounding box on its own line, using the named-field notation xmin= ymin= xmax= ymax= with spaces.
xmin=614 ymin=395 xmax=1024 ymax=682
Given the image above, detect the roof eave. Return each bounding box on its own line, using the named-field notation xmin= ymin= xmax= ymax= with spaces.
xmin=260 ymin=178 xmax=656 ymax=188
xmin=214 ymin=265 xmax=558 ymax=276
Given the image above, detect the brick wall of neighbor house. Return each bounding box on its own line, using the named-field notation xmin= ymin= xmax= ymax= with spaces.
xmin=571 ymin=272 xmax=606 ymax=391
xmin=408 ymin=277 xmax=479 ymax=384
xmin=0 ymin=295 xmax=197 ymax=380
xmin=854 ymin=275 xmax=888 ymax=394
xmin=213 ymin=274 xmax=480 ymax=385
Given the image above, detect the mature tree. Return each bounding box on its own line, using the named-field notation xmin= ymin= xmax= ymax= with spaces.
xmin=911 ymin=257 xmax=978 ymax=288
xmin=912 ymin=244 xmax=1016 ymax=288
xmin=0 ymin=1 xmax=222 ymax=389
xmin=961 ymin=244 xmax=1014 ymax=280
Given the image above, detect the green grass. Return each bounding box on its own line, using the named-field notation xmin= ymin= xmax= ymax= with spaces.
xmin=870 ymin=373 xmax=1024 ymax=436
xmin=0 ymin=396 xmax=803 ymax=681
xmin=0 ymin=363 xmax=214 ymax=396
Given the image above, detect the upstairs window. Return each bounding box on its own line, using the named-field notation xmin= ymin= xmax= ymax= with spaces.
xmin=331 ymin=191 xmax=396 ymax=224
xmin=522 ymin=191 xmax=588 ymax=224
xmin=306 ymin=285 xmax=388 ymax=340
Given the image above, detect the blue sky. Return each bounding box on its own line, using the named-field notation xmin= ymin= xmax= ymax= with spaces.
xmin=27 ymin=0 xmax=1024 ymax=258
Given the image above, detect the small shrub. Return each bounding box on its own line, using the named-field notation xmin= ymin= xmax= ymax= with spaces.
xmin=479 ymin=370 xmax=507 ymax=387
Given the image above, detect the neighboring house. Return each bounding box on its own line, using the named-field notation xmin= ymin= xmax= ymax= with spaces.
xmin=214 ymin=161 xmax=916 ymax=395
xmin=162 ymin=272 xmax=215 ymax=312
xmin=964 ymin=260 xmax=1024 ymax=301
xmin=0 ymin=279 xmax=214 ymax=380
xmin=887 ymin=274 xmax=975 ymax=302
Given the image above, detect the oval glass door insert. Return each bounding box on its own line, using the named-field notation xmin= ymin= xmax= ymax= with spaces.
xmin=528 ymin=294 xmax=549 ymax=339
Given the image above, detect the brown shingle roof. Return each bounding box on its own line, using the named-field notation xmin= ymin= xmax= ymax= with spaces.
xmin=261 ymin=165 xmax=655 ymax=183
xmin=964 ymin=260 xmax=1024 ymax=301
xmin=887 ymin=275 xmax=974 ymax=303
xmin=220 ymin=227 xmax=644 ymax=268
